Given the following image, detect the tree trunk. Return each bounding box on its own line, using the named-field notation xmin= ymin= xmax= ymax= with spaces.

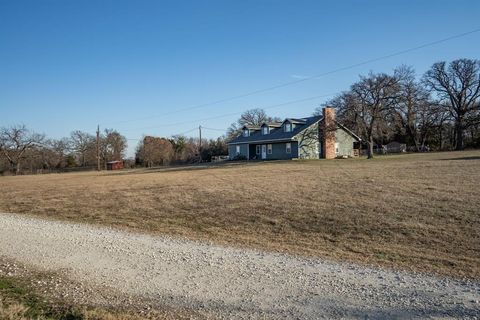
xmin=367 ymin=136 xmax=374 ymax=159
xmin=455 ymin=121 xmax=464 ymax=151
xmin=15 ymin=162 xmax=21 ymax=175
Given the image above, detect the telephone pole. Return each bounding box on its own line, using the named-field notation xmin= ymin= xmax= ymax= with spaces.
xmin=96 ymin=125 xmax=100 ymax=171
xmin=198 ymin=125 xmax=202 ymax=162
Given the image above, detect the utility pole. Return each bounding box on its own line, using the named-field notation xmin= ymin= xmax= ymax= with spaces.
xmin=198 ymin=125 xmax=202 ymax=162
xmin=96 ymin=125 xmax=100 ymax=171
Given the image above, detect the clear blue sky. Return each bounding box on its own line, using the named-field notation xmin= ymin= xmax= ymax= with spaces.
xmin=1 ymin=0 xmax=479 ymax=157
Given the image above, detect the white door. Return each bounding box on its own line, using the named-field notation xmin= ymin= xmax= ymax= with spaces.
xmin=261 ymin=145 xmax=267 ymax=159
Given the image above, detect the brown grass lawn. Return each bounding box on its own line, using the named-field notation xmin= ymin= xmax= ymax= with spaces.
xmin=0 ymin=151 xmax=479 ymax=278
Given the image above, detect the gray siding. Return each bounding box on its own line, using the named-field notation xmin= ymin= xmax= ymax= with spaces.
xmin=228 ymin=144 xmax=249 ymax=160
xmin=267 ymin=142 xmax=298 ymax=160
xmin=233 ymin=142 xmax=298 ymax=160
xmin=294 ymin=122 xmax=320 ymax=159
xmin=335 ymin=128 xmax=356 ymax=157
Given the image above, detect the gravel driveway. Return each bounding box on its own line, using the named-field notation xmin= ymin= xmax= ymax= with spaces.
xmin=0 ymin=212 xmax=478 ymax=319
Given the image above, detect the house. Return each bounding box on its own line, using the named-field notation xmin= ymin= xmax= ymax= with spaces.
xmin=228 ymin=107 xmax=361 ymax=160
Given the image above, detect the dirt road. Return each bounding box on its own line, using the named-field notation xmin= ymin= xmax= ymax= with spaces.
xmin=0 ymin=212 xmax=478 ymax=319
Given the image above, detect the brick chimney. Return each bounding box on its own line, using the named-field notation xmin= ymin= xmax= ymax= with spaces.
xmin=322 ymin=107 xmax=336 ymax=159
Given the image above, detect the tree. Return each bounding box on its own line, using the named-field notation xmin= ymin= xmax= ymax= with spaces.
xmin=100 ymin=129 xmax=127 ymax=167
xmin=423 ymin=59 xmax=480 ymax=150
xmin=394 ymin=66 xmax=435 ymax=151
xmin=42 ymin=138 xmax=71 ymax=169
xmin=200 ymin=137 xmax=228 ymax=161
xmin=70 ymin=130 xmax=96 ymax=166
xmin=136 ymin=136 xmax=174 ymax=167
xmin=334 ymin=71 xmax=402 ymax=158
xmin=227 ymin=108 xmax=281 ymax=141
xmin=0 ymin=125 xmax=45 ymax=174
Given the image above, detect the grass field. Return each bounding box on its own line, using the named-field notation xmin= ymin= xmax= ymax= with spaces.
xmin=0 ymin=151 xmax=479 ymax=278
xmin=0 ymin=275 xmax=152 ymax=320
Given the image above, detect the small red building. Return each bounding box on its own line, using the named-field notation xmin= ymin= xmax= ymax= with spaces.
xmin=106 ymin=160 xmax=124 ymax=170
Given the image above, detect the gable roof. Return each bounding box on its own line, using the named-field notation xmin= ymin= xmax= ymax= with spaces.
xmin=228 ymin=115 xmax=322 ymax=145
xmin=260 ymin=121 xmax=283 ymax=128
xmin=335 ymin=121 xmax=362 ymax=141
xmin=242 ymin=125 xmax=260 ymax=130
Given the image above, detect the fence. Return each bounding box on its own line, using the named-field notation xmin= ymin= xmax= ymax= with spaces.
xmin=211 ymin=155 xmax=229 ymax=163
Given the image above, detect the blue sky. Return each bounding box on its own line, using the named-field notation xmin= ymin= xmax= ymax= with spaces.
xmin=1 ymin=0 xmax=479 ymax=157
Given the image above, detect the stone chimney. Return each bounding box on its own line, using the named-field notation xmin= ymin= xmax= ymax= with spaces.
xmin=322 ymin=107 xmax=336 ymax=159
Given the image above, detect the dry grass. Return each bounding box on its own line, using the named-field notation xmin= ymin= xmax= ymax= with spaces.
xmin=0 ymin=274 xmax=180 ymax=320
xmin=0 ymin=151 xmax=479 ymax=278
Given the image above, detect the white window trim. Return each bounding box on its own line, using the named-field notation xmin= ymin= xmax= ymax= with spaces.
xmin=286 ymin=142 xmax=291 ymax=154
xmin=236 ymin=145 xmax=241 ymax=154
xmin=243 ymin=129 xmax=249 ymax=137
xmin=284 ymin=123 xmax=292 ymax=132
xmin=267 ymin=144 xmax=272 ymax=154
xmin=256 ymin=145 xmax=261 ymax=155
xmin=262 ymin=126 xmax=269 ymax=135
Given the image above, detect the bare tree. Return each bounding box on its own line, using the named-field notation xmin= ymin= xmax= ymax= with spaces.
xmin=394 ymin=66 xmax=435 ymax=151
xmin=423 ymin=59 xmax=480 ymax=150
xmin=227 ymin=108 xmax=281 ymax=140
xmin=0 ymin=125 xmax=45 ymax=174
xmin=70 ymin=130 xmax=96 ymax=166
xmin=42 ymin=138 xmax=72 ymax=169
xmin=336 ymin=72 xmax=402 ymax=158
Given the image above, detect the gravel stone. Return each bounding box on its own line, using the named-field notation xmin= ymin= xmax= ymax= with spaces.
xmin=0 ymin=212 xmax=479 ymax=319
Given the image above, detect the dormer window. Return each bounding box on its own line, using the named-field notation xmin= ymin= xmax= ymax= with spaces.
xmin=262 ymin=126 xmax=269 ymax=135
xmin=243 ymin=128 xmax=249 ymax=137
xmin=284 ymin=122 xmax=292 ymax=132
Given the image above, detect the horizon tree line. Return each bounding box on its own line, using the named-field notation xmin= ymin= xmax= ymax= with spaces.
xmin=1 ymin=58 xmax=479 ymax=173
xmin=226 ymin=58 xmax=480 ymax=159
xmin=0 ymin=124 xmax=229 ymax=175
xmin=318 ymin=58 xmax=480 ymax=158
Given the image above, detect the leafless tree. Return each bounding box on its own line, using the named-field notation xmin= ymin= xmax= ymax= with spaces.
xmin=0 ymin=125 xmax=45 ymax=174
xmin=42 ymin=138 xmax=71 ymax=169
xmin=70 ymin=130 xmax=96 ymax=166
xmin=336 ymin=72 xmax=402 ymax=158
xmin=393 ymin=66 xmax=435 ymax=151
xmin=423 ymin=59 xmax=480 ymax=150
xmin=227 ymin=108 xmax=281 ymax=140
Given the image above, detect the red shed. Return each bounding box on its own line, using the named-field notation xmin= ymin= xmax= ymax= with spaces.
xmin=106 ymin=160 xmax=124 ymax=170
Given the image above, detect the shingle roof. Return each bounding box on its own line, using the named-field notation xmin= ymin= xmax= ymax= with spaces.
xmin=284 ymin=118 xmax=307 ymax=124
xmin=228 ymin=115 xmax=322 ymax=145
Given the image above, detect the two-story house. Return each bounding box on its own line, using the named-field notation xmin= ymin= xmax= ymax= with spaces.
xmin=227 ymin=107 xmax=360 ymax=160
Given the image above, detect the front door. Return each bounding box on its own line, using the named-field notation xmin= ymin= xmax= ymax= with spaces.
xmin=261 ymin=144 xmax=267 ymax=159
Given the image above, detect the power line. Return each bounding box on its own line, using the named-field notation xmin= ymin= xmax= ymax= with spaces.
xmin=120 ymin=92 xmax=336 ymax=133
xmin=103 ymin=27 xmax=480 ymax=126
xmin=201 ymin=127 xmax=227 ymax=132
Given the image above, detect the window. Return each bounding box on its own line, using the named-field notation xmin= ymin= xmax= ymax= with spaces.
xmin=236 ymin=145 xmax=241 ymax=154
xmin=262 ymin=126 xmax=269 ymax=135
xmin=286 ymin=142 xmax=291 ymax=154
xmin=267 ymin=144 xmax=272 ymax=154
xmin=284 ymin=123 xmax=292 ymax=132
xmin=243 ymin=129 xmax=249 ymax=137
xmin=256 ymin=145 xmax=261 ymax=155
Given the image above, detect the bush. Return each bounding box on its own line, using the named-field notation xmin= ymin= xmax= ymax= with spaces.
xmin=232 ymin=155 xmax=247 ymax=161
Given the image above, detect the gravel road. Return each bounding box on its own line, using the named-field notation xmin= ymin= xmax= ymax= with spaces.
xmin=0 ymin=212 xmax=478 ymax=319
